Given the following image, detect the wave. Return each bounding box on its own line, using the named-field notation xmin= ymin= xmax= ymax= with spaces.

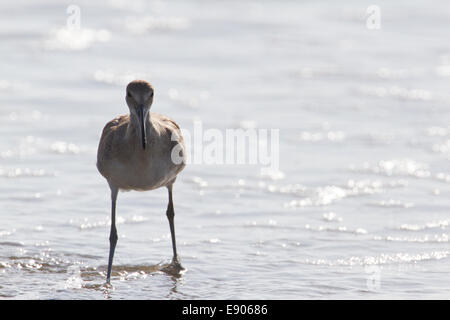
xmin=302 ymin=250 xmax=449 ymax=266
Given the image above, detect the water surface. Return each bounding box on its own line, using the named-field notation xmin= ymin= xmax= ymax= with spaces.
xmin=1 ymin=0 xmax=450 ymax=299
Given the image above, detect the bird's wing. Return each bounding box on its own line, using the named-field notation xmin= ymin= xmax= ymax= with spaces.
xmin=97 ymin=114 xmax=129 ymax=175
xmin=151 ymin=112 xmax=184 ymax=144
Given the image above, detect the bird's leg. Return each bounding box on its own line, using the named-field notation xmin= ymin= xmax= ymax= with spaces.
xmin=106 ymin=185 xmax=119 ymax=284
xmin=166 ymin=184 xmax=183 ymax=271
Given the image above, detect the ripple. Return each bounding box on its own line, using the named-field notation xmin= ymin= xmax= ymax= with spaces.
xmin=93 ymin=69 xmax=151 ymax=86
xmin=298 ymin=130 xmax=346 ymax=142
xmin=204 ymin=238 xmax=221 ymax=244
xmin=0 ymin=229 xmax=16 ymax=238
xmin=69 ymin=215 xmax=148 ymax=230
xmin=7 ymin=193 xmax=46 ymax=202
xmin=44 ymin=28 xmax=111 ymax=51
xmin=305 ymin=224 xmax=368 ymax=234
xmin=188 ymin=176 xmax=208 ymax=188
xmin=50 ymin=141 xmax=82 ymax=154
xmin=354 ymin=132 xmax=396 ymax=146
xmin=374 ymin=234 xmax=450 ymax=243
xmin=0 ymin=110 xmax=47 ymax=123
xmin=353 ymin=161 xmax=450 ymax=185
xmin=0 ymin=255 xmax=70 ymax=273
xmin=260 ymin=167 xmax=285 ymax=180
xmin=285 ymin=186 xmax=348 ymax=207
xmin=0 ymin=136 xmax=41 ymax=158
xmin=302 ymin=251 xmax=449 ymax=266
xmin=435 ymin=173 xmax=450 ymax=182
xmin=350 ymin=159 xmax=430 ymax=178
xmin=283 ymin=179 xmax=405 ymax=207
xmin=368 ymin=200 xmax=414 ymax=208
xmin=243 ymin=220 xmax=284 ymax=229
xmin=358 ymin=85 xmax=432 ymax=101
xmin=0 ymin=241 xmax=24 ymax=247
xmin=167 ymin=88 xmax=209 ymax=109
xmin=396 ymin=220 xmax=449 ymax=231
xmin=376 ymin=67 xmax=413 ymax=80
xmin=322 ymin=212 xmax=343 ymax=222
xmin=1 ymin=136 xmax=90 ymax=159
xmin=431 ymin=140 xmax=450 ymax=155
xmin=427 ymin=126 xmax=450 ymax=137
xmin=0 ymin=167 xmax=54 ymax=178
xmin=435 ymin=62 xmax=450 ymax=77
xmin=125 ymin=16 xmax=190 ymax=34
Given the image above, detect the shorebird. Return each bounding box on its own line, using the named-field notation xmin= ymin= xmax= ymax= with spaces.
xmin=97 ymin=80 xmax=186 ymax=284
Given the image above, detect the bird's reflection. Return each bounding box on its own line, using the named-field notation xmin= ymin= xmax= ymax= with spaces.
xmin=79 ymin=262 xmax=187 ymax=299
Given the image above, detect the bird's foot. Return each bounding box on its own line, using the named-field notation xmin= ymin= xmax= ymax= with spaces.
xmin=161 ymin=257 xmax=185 ymax=276
xmin=171 ymin=257 xmax=185 ymax=272
xmin=101 ymin=279 xmax=114 ymax=292
xmin=104 ymin=279 xmax=112 ymax=287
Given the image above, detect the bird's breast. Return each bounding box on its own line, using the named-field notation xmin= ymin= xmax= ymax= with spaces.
xmin=102 ymin=147 xmax=184 ymax=191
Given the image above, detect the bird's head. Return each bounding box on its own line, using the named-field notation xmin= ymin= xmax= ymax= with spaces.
xmin=126 ymin=80 xmax=154 ymax=150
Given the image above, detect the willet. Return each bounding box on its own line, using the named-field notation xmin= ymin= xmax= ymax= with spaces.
xmin=97 ymin=80 xmax=186 ymax=284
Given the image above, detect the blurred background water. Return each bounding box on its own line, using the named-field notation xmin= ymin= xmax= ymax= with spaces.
xmin=1 ymin=0 xmax=450 ymax=299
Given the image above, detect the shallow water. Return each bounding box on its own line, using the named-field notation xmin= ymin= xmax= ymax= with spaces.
xmin=1 ymin=0 xmax=450 ymax=299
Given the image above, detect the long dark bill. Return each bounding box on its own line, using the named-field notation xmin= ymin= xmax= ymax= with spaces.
xmin=137 ymin=105 xmax=147 ymax=150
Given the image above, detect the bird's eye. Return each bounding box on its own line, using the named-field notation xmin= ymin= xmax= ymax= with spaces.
xmin=127 ymin=91 xmax=132 ymax=98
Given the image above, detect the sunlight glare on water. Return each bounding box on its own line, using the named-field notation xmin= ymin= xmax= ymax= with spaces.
xmin=0 ymin=0 xmax=450 ymax=299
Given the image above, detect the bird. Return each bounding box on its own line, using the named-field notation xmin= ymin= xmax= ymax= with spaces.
xmin=96 ymin=80 xmax=186 ymax=284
